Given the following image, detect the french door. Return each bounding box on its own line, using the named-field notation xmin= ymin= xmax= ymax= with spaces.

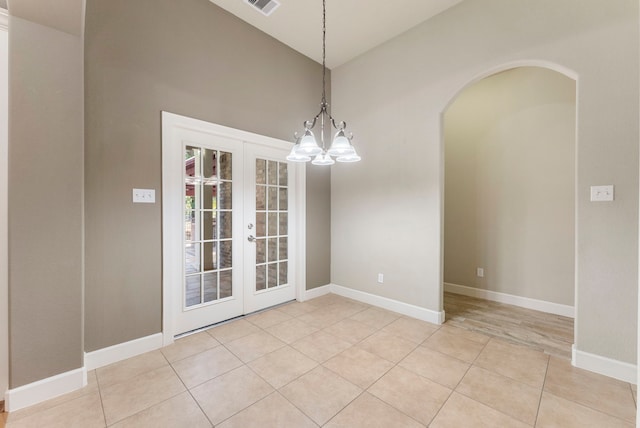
xmin=162 ymin=112 xmax=302 ymax=337
xmin=243 ymin=144 xmax=297 ymax=313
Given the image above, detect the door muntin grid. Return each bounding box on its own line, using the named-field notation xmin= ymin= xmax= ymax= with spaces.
xmin=184 ymin=146 xmax=233 ymax=309
xmin=255 ymin=159 xmax=288 ymax=292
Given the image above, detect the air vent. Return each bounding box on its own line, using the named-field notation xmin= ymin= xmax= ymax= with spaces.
xmin=245 ymin=0 xmax=280 ymax=16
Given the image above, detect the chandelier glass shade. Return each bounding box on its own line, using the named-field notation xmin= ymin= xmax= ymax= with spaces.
xmin=286 ymin=0 xmax=360 ymax=165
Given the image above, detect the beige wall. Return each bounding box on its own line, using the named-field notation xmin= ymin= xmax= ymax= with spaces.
xmin=332 ymin=0 xmax=638 ymax=363
xmin=9 ymin=16 xmax=84 ymax=387
xmin=84 ymin=0 xmax=330 ymax=351
xmin=306 ymin=164 xmax=331 ymax=288
xmin=444 ymin=67 xmax=576 ymax=306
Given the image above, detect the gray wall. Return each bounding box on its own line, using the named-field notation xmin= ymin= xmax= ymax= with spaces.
xmin=84 ymin=0 xmax=330 ymax=351
xmin=332 ymin=0 xmax=638 ymax=364
xmin=9 ymin=16 xmax=84 ymax=387
xmin=305 ymin=165 xmax=331 ymax=289
xmin=444 ymin=67 xmax=576 ymax=306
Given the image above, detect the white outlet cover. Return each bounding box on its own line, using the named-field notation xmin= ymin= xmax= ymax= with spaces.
xmin=133 ymin=188 xmax=156 ymax=203
xmin=590 ymin=185 xmax=614 ymax=202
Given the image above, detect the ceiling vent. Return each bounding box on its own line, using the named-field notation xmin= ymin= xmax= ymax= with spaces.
xmin=245 ymin=0 xmax=280 ymax=16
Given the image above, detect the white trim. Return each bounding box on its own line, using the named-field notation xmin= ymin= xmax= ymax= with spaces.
xmin=294 ymin=164 xmax=307 ymax=303
xmin=5 ymin=367 xmax=87 ymax=412
xmin=84 ymin=333 xmax=163 ymax=371
xmin=0 ymin=9 xmax=7 ymax=31
xmin=331 ymin=284 xmax=445 ymax=325
xmin=444 ymin=282 xmax=575 ymax=318
xmin=302 ymin=284 xmax=332 ymax=301
xmin=572 ymin=344 xmax=637 ymax=384
xmin=0 ymin=20 xmax=7 ymax=401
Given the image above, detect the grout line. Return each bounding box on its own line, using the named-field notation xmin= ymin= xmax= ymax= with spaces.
xmin=93 ymin=371 xmax=108 ymax=428
xmin=532 ymin=354 xmax=550 ymax=426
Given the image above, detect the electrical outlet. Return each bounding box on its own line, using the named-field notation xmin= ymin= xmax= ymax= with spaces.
xmin=133 ymin=188 xmax=156 ymax=203
xmin=377 ymin=273 xmax=384 ymax=284
xmin=476 ymin=267 xmax=484 ymax=278
xmin=590 ymin=185 xmax=614 ymax=202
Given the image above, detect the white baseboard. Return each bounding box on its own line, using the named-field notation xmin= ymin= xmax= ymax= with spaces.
xmin=444 ymin=283 xmax=574 ymax=318
xmin=572 ymin=344 xmax=637 ymax=384
xmin=330 ymin=284 xmax=445 ymax=325
xmin=302 ymin=284 xmax=332 ymax=301
xmin=5 ymin=367 xmax=86 ymax=412
xmin=84 ymin=333 xmax=163 ymax=371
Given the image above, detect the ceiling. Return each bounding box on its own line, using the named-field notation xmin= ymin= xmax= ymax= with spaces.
xmin=5 ymin=0 xmax=463 ymax=68
xmin=209 ymin=0 xmax=463 ymax=68
xmin=6 ymin=0 xmax=83 ymax=36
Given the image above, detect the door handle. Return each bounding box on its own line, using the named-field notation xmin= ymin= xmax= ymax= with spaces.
xmin=247 ymin=235 xmax=256 ymax=243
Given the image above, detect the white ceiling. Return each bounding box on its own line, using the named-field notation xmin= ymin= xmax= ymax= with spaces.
xmin=6 ymin=0 xmax=463 ymax=68
xmin=209 ymin=0 xmax=463 ymax=68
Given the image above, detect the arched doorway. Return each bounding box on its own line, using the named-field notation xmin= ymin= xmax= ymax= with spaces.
xmin=441 ymin=65 xmax=577 ymax=356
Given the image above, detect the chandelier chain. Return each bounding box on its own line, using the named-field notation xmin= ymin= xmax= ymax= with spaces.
xmin=287 ymin=0 xmax=360 ymax=164
xmin=322 ymin=0 xmax=326 ymax=104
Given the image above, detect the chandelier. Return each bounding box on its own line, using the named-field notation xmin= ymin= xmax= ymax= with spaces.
xmin=286 ymin=0 xmax=361 ymax=165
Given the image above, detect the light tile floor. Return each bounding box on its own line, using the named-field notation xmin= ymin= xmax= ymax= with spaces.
xmin=3 ymin=294 xmax=637 ymax=427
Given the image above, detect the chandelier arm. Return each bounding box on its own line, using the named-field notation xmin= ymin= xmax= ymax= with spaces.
xmin=325 ymin=114 xmax=346 ymax=131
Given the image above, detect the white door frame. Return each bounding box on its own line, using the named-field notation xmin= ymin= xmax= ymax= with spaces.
xmin=0 ymin=8 xmax=9 ymax=400
xmin=161 ymin=111 xmax=306 ymax=346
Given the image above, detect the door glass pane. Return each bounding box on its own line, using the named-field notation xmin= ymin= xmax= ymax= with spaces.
xmin=268 ymin=187 xmax=277 ymax=211
xmin=219 ymin=182 xmax=232 ymax=209
xmin=279 ymin=188 xmax=288 ymax=211
xmin=268 ymin=263 xmax=278 ymax=288
xmin=279 ymin=163 xmax=288 ymax=186
xmin=256 ymin=159 xmax=266 ymax=184
xmin=202 ymin=211 xmax=216 ymax=240
xmin=203 ymin=183 xmax=216 ymax=210
xmin=185 ymin=243 xmax=200 ymax=274
xmin=254 ymin=158 xmax=289 ymax=292
xmin=256 ymin=212 xmax=266 ymax=237
xmin=185 ymin=210 xmax=195 ymax=242
xmin=220 ymin=152 xmax=232 ymax=180
xmin=202 ymin=149 xmax=217 ymax=178
xmin=256 ymin=265 xmax=266 ymax=291
xmin=219 ymin=211 xmax=232 ymax=239
xmin=185 ymin=146 xmax=200 ymax=179
xmin=279 ymin=237 xmax=287 ymax=260
xmin=203 ymin=241 xmax=217 ymax=271
xmin=256 ymin=186 xmax=266 ymax=210
xmin=268 ymin=237 xmax=277 ymax=262
xmin=185 ymin=275 xmax=201 ymax=307
xmin=268 ymin=212 xmax=277 ymax=236
xmin=279 ymin=262 xmax=288 ymax=286
xmin=203 ymin=272 xmax=218 ymax=303
xmin=256 ymin=238 xmax=266 ymax=264
xmin=279 ymin=212 xmax=288 ymax=236
xmin=220 ymin=240 xmax=232 ymax=269
xmin=220 ymin=270 xmax=232 ymax=298
xmin=268 ymin=160 xmax=277 ymax=185
xmin=183 ymin=145 xmax=233 ymax=309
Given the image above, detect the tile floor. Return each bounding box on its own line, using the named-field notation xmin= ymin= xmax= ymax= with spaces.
xmin=3 ymin=293 xmax=637 ymax=427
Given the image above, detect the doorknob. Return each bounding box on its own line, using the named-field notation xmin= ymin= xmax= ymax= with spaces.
xmin=247 ymin=235 xmax=256 ymax=243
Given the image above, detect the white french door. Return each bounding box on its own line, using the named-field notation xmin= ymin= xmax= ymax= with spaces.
xmin=243 ymin=144 xmax=297 ymax=313
xmin=162 ymin=112 xmax=303 ymax=338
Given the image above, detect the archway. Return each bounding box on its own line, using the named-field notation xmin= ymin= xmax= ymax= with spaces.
xmin=440 ymin=64 xmax=577 ymax=355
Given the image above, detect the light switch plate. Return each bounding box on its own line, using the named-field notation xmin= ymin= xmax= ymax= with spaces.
xmin=590 ymin=185 xmax=614 ymax=202
xmin=133 ymin=188 xmax=155 ymax=203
